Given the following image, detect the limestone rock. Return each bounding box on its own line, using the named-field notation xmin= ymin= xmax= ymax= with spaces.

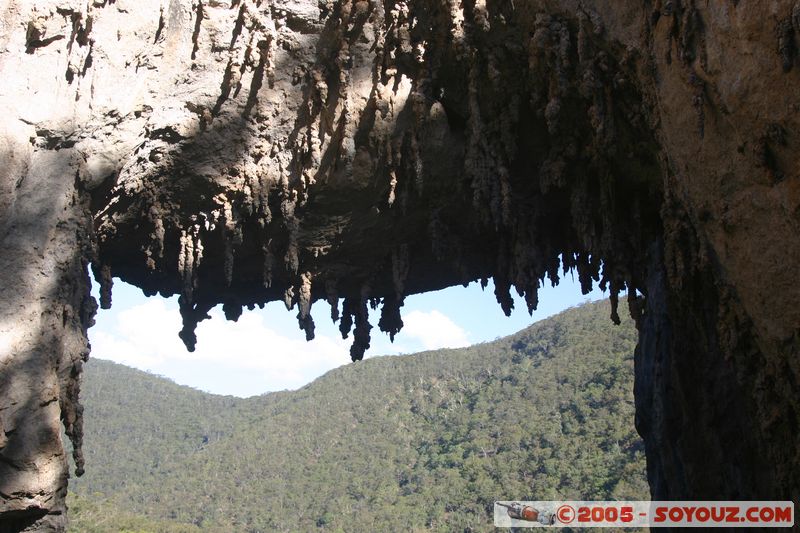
xmin=1 ymin=0 xmax=799 ymax=530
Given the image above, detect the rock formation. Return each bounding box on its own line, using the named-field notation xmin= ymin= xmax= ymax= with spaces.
xmin=0 ymin=0 xmax=798 ymax=530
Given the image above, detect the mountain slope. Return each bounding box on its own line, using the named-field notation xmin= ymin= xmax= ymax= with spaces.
xmin=68 ymin=300 xmax=647 ymax=532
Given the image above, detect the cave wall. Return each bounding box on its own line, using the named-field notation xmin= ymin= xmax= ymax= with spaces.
xmin=637 ymin=2 xmax=800 ymax=501
xmin=0 ymin=0 xmax=798 ymax=530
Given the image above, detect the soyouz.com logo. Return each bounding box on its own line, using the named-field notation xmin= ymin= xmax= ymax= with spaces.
xmin=493 ymin=501 xmax=795 ymax=528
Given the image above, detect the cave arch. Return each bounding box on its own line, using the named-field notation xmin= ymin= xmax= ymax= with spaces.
xmin=1 ymin=1 xmax=799 ymax=530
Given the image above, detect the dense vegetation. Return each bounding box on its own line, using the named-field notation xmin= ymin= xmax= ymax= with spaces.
xmin=68 ymin=300 xmax=648 ymax=532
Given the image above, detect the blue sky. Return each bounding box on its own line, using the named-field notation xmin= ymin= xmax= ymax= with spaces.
xmin=89 ymin=276 xmax=605 ymax=397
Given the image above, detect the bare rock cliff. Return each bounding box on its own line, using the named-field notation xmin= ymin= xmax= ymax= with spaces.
xmin=0 ymin=0 xmax=798 ymax=530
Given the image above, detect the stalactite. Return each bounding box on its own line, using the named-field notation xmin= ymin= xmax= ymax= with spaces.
xmin=576 ymin=253 xmax=596 ymax=294
xmin=493 ymin=278 xmax=514 ymax=317
xmin=472 ymin=0 xmax=490 ymax=32
xmin=223 ymin=300 xmax=243 ymax=321
xmin=92 ymin=263 xmax=113 ymax=310
xmin=146 ymin=203 xmax=165 ymax=271
xmin=283 ymin=286 xmax=295 ymax=311
xmin=281 ymin=191 xmax=300 ymax=275
xmin=256 ymin=171 xmax=272 ymax=225
xmin=222 ymin=199 xmax=242 ymax=287
xmin=178 ymin=229 xmax=195 ymax=305
xmin=378 ymin=295 xmax=403 ymax=342
xmin=607 ymin=276 xmax=624 ymax=325
xmin=176 ymin=220 xmax=206 ymax=351
xmin=326 ymin=279 xmax=339 ymax=322
xmin=350 ymin=288 xmax=372 ymax=361
xmin=339 ymin=297 xmax=355 ymax=339
xmin=523 ymin=280 xmax=539 ymax=315
xmin=63 ymin=355 xmax=87 ymax=477
xmin=387 ymin=169 xmax=398 ymax=207
xmin=178 ymin=299 xmax=213 ymax=352
xmin=297 ymin=272 xmax=315 ymax=341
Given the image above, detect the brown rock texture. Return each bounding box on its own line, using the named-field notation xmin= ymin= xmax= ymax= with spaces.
xmin=0 ymin=0 xmax=798 ymax=530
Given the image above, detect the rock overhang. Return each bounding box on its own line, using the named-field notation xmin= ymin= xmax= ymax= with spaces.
xmin=90 ymin=0 xmax=664 ymax=360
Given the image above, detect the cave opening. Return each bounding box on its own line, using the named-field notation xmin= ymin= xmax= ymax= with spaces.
xmin=68 ymin=269 xmax=649 ymax=530
xmin=3 ymin=1 xmax=800 ymax=530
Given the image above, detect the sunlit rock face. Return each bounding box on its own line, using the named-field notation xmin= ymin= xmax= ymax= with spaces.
xmin=1 ymin=0 xmax=799 ymax=529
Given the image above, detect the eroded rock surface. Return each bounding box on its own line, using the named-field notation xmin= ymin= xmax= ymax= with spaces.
xmin=0 ymin=0 xmax=798 ymax=530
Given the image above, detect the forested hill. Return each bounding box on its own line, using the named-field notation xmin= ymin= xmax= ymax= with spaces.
xmin=68 ymin=300 xmax=648 ymax=532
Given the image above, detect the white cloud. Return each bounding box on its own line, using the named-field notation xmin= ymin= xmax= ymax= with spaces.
xmin=89 ymin=298 xmax=351 ymax=396
xmin=88 ymin=285 xmax=473 ymax=396
xmin=400 ymin=310 xmax=470 ymax=350
xmin=90 ymin=298 xmax=182 ymax=369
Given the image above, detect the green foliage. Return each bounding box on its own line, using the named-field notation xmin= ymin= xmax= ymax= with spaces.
xmin=68 ymin=300 xmax=648 ymax=532
xmin=68 ymin=492 xmax=203 ymax=533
